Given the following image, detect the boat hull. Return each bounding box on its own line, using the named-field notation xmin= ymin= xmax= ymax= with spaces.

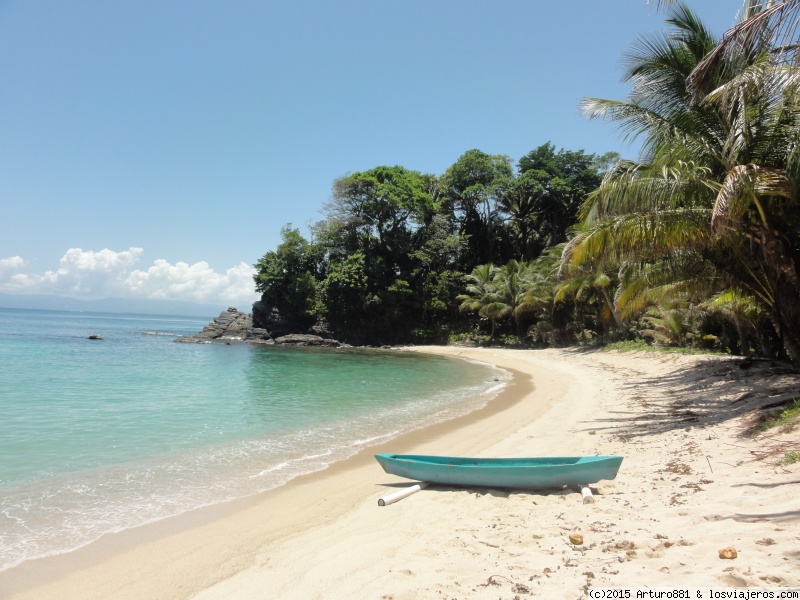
xmin=374 ymin=454 xmax=623 ymax=489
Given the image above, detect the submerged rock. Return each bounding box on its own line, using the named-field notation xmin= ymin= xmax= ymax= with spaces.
xmin=274 ymin=334 xmax=340 ymax=347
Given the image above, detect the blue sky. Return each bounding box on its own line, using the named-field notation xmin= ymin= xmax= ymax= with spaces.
xmin=0 ymin=0 xmax=740 ymax=311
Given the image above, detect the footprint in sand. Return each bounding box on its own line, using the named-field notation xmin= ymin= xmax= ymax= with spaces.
xmin=719 ymin=573 xmax=749 ymax=586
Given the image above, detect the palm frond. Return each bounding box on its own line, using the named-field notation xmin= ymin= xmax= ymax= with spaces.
xmin=711 ymin=164 xmax=792 ymax=231
xmin=689 ymin=0 xmax=800 ymax=94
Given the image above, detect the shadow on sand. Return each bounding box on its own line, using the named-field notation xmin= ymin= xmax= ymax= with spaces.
xmin=578 ymin=355 xmax=800 ymax=439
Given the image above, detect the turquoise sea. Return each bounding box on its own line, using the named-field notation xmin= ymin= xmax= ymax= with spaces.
xmin=0 ymin=308 xmax=507 ymax=572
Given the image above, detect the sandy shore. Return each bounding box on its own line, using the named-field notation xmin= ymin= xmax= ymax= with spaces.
xmin=1 ymin=347 xmax=798 ymax=599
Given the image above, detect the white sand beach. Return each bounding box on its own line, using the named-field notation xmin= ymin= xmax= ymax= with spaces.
xmin=1 ymin=347 xmax=798 ymax=599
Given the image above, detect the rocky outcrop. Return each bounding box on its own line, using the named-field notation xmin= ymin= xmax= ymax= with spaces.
xmin=175 ymin=307 xmax=253 ymax=343
xmin=176 ymin=305 xmax=342 ymax=347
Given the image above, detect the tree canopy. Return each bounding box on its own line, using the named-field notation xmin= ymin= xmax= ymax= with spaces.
xmin=253 ymin=144 xmax=609 ymax=344
xmin=251 ymin=2 xmax=800 ymax=362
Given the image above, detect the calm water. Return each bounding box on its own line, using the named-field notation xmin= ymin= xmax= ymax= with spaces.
xmin=0 ymin=308 xmax=507 ymax=571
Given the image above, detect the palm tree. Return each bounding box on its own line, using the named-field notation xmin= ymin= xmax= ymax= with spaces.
xmin=487 ymin=260 xmax=535 ymax=339
xmin=555 ymin=261 xmax=621 ymax=334
xmin=705 ymin=289 xmax=766 ymax=356
xmin=498 ymin=174 xmax=543 ymax=260
xmin=457 ymin=260 xmax=536 ymax=341
xmin=457 ymin=263 xmax=500 ymax=339
xmin=521 ymin=246 xmax=564 ymax=343
xmin=641 ymin=302 xmax=700 ymax=347
xmin=565 ymin=3 xmax=800 ymax=361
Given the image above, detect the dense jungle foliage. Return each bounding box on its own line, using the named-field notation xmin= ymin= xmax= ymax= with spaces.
xmin=253 ymin=143 xmax=612 ymax=345
xmin=255 ymin=2 xmax=800 ymax=364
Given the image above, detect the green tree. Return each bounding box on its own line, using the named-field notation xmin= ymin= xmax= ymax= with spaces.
xmin=316 ymin=252 xmax=369 ymax=335
xmin=409 ymin=214 xmax=467 ymax=329
xmin=522 ymin=246 xmax=566 ymax=344
xmin=487 ymin=260 xmax=536 ymax=339
xmin=565 ymin=3 xmax=800 ymax=361
xmin=457 ymin=260 xmax=538 ymax=341
xmin=253 ymin=226 xmax=318 ymax=320
xmin=498 ymin=144 xmax=613 ymax=260
xmin=440 ymin=150 xmax=514 ymax=267
xmin=457 ymin=263 xmax=500 ymax=339
xmin=250 ymin=143 xmax=614 ymax=345
xmin=555 ymin=262 xmax=620 ymax=335
xmin=314 ymin=166 xmax=445 ymax=341
xmin=705 ymin=289 xmax=766 ymax=356
xmin=640 ymin=302 xmax=699 ymax=347
xmin=324 ymin=165 xmax=437 ymax=264
xmin=515 ymin=143 xmax=610 ymax=250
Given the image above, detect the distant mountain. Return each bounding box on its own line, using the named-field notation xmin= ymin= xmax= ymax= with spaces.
xmin=0 ymin=293 xmax=248 ymax=318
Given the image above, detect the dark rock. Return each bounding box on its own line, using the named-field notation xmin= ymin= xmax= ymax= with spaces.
xmin=274 ymin=334 xmax=340 ymax=347
xmin=246 ymin=337 xmax=275 ymax=345
xmin=310 ymin=320 xmax=335 ymax=338
xmin=175 ymin=307 xmax=252 ymax=343
xmin=252 ymin=301 xmax=309 ymax=338
xmin=87 ymin=335 xmax=104 ymax=340
xmin=175 ymin=305 xmax=344 ymax=347
xmin=243 ymin=327 xmax=271 ymax=342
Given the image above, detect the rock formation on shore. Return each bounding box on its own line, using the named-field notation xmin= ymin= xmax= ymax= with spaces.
xmin=175 ymin=306 xmax=342 ymax=347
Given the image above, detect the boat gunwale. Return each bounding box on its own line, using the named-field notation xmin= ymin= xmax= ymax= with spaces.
xmin=375 ymin=453 xmax=622 ymax=468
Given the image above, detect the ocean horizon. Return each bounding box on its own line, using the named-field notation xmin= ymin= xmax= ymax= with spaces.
xmin=0 ymin=307 xmax=508 ymax=572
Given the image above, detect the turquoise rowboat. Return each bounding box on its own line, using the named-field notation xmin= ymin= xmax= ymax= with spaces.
xmin=374 ymin=454 xmax=623 ymax=489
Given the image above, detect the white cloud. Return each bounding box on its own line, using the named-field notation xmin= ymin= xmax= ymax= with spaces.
xmin=0 ymin=256 xmax=31 ymax=293
xmin=0 ymin=248 xmax=259 ymax=307
xmin=59 ymin=247 xmax=143 ymax=273
xmin=0 ymin=256 xmax=26 ymax=270
xmin=124 ymin=259 xmax=257 ymax=304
